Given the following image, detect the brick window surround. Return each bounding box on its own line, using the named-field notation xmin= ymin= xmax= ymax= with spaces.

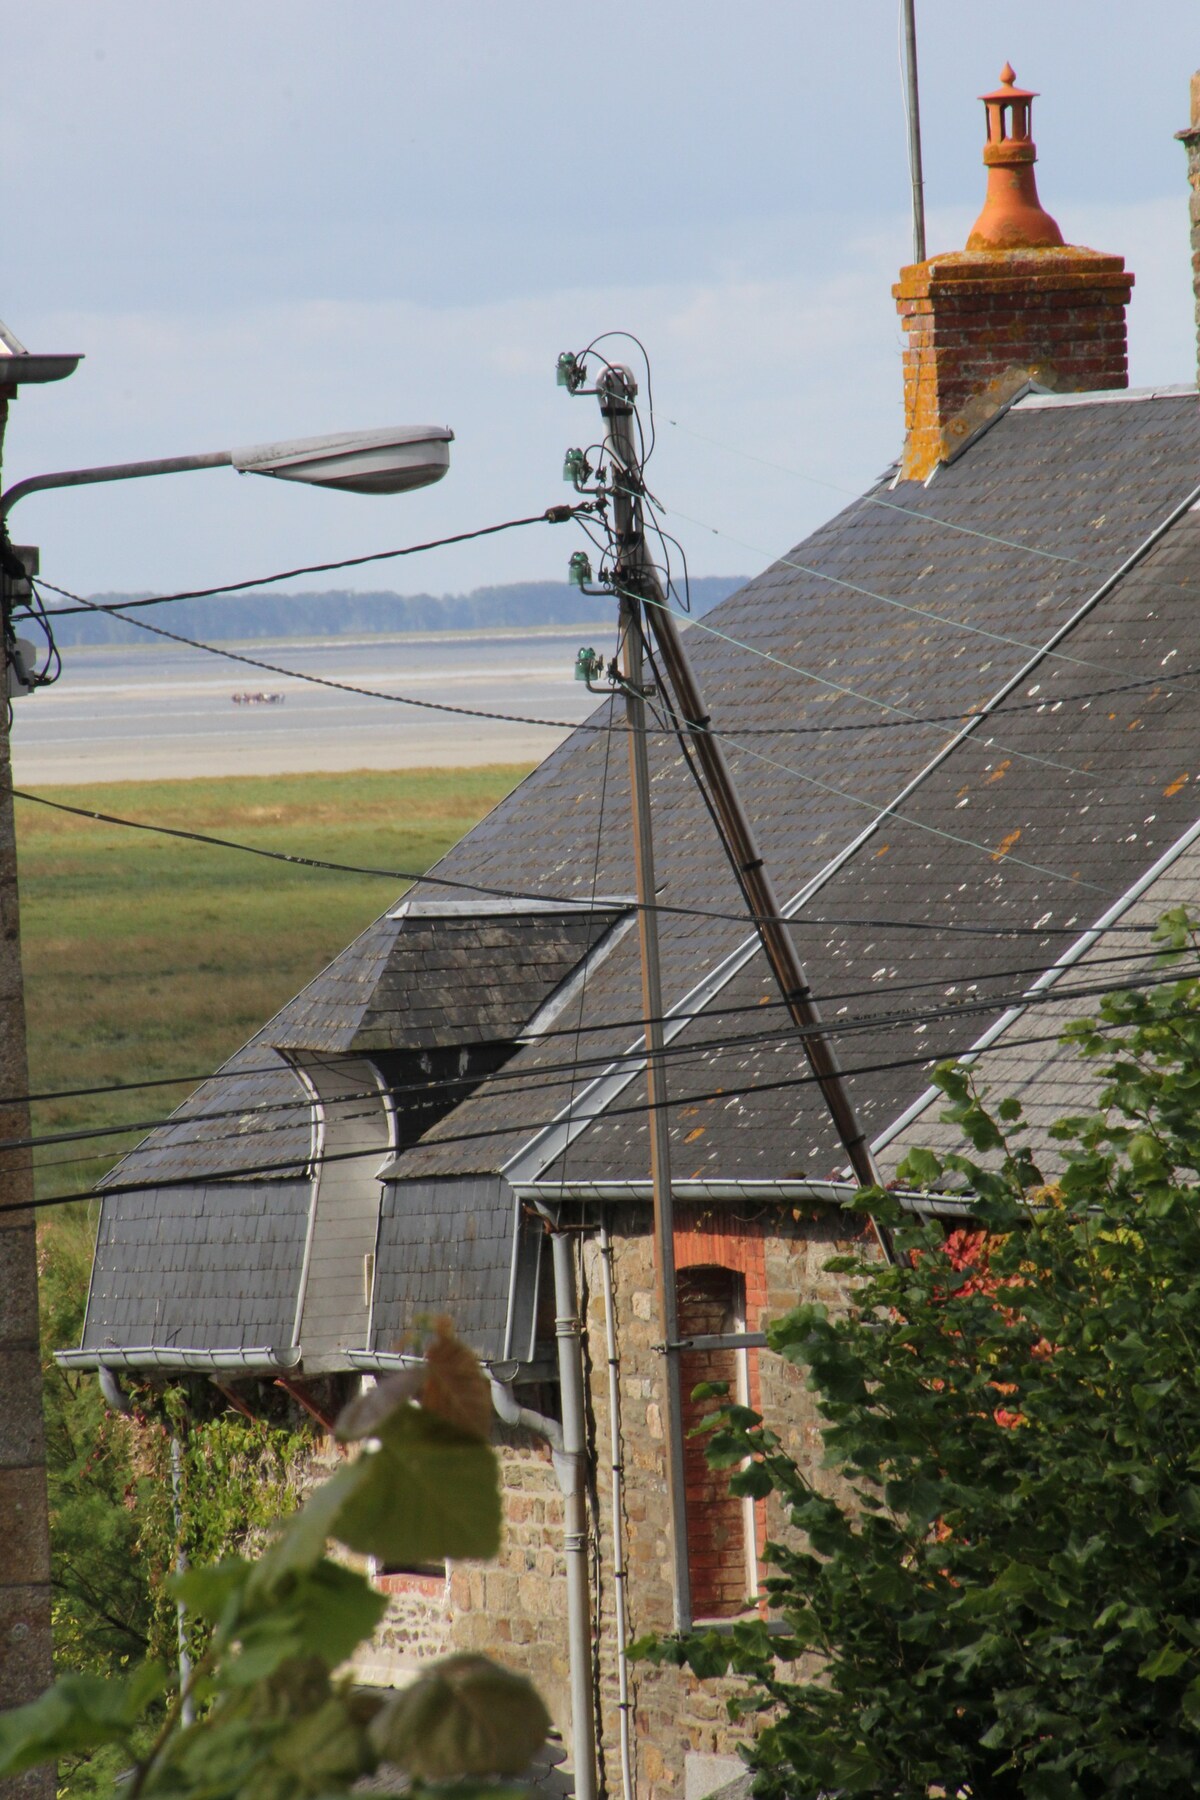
xmin=675 ymin=1208 xmax=769 ymax=1620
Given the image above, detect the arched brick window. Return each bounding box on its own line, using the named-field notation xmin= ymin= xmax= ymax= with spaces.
xmin=677 ymin=1264 xmax=756 ymax=1619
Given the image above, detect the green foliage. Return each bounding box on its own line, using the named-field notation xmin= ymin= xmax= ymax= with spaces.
xmin=40 ymin=1214 xmax=154 ymax=1683
xmin=642 ymin=952 xmax=1200 ymax=1798
xmin=0 ymin=1327 xmax=550 ymax=1800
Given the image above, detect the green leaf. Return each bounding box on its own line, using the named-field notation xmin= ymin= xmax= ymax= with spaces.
xmin=333 ymin=1407 xmax=502 ymax=1564
xmin=290 ymin=1561 xmax=387 ymax=1667
xmin=1182 ymin=1675 xmax=1200 ymax=1728
xmin=370 ymin=1653 xmax=549 ymax=1779
xmin=1138 ymin=1643 xmax=1191 ymax=1681
xmin=896 ymin=1146 xmax=943 ymax=1189
xmin=250 ymin=1452 xmax=374 ymax=1595
xmin=171 ymin=1556 xmax=251 ymax=1626
xmin=0 ymin=1664 xmax=165 ymax=1777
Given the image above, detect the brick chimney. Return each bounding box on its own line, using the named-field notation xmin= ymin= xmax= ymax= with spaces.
xmin=894 ymin=66 xmax=1135 ymax=481
xmin=1177 ymin=72 xmax=1200 ymax=384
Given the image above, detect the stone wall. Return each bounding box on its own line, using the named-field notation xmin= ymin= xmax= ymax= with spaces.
xmin=580 ymin=1204 xmax=867 ymax=1800
xmin=348 ymin=1420 xmax=571 ymax=1737
xmin=347 ymin=1204 xmax=869 ymax=1798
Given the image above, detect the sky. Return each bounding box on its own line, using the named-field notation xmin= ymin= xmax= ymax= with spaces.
xmin=2 ymin=2 xmax=1198 ymax=605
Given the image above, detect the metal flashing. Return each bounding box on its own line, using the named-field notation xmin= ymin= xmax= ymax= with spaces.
xmin=1013 ymin=383 xmax=1198 ymax=410
xmin=389 ymin=896 xmax=634 ymax=921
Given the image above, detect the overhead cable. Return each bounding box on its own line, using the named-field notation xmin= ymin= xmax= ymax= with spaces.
xmin=16 ymin=956 xmax=1200 ymax=1161
xmin=12 ymin=1006 xmax=1190 ymax=1214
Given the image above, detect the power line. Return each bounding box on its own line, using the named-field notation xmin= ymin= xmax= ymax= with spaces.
xmin=29 ymin=576 xmax=1200 ymax=744
xmin=11 ymin=940 xmax=1179 ymax=1114
xmin=16 ymin=783 xmax=1165 ymax=938
xmin=30 ymin=503 xmax=592 ymax=617
xmin=29 ymin=580 xmax=624 ymax=736
xmin=664 ymin=413 xmax=1089 ymax=567
xmin=17 ymin=956 xmax=1200 ymax=1162
xmin=12 ymin=1004 xmax=1190 ymax=1215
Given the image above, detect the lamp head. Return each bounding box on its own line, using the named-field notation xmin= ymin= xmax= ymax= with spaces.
xmin=230 ymin=425 xmax=453 ymax=495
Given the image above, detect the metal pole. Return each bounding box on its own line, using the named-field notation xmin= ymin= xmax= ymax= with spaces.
xmin=599 ymin=366 xmax=892 ymax=1259
xmin=901 ymin=0 xmax=927 ymax=263
xmin=1 ymin=450 xmax=233 ymax=521
xmin=0 ymin=381 xmax=56 ymax=1800
xmin=597 ymin=1217 xmax=635 ymax=1800
xmin=599 ymin=371 xmax=694 ymax=1629
xmin=549 ymin=1230 xmax=599 ymax=1800
xmin=170 ymin=1435 xmax=195 ymax=1727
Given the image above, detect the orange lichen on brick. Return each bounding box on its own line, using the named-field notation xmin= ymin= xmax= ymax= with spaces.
xmin=894 ymin=247 xmax=1133 ymax=480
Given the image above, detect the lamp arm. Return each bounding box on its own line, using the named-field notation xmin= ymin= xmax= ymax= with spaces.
xmin=0 ymin=450 xmax=233 ymax=522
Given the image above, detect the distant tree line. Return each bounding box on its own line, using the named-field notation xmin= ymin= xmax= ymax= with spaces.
xmin=40 ymin=577 xmax=746 ymax=647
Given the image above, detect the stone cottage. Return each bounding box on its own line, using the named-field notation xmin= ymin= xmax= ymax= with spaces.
xmin=63 ymin=66 xmax=1200 ymax=1799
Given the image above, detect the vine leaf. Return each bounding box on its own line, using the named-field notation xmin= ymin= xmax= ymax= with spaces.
xmin=369 ymin=1652 xmax=550 ymax=1778
xmin=249 ymin=1454 xmax=373 ymax=1595
xmin=333 ymin=1407 xmax=502 ymax=1564
xmin=0 ymin=1664 xmax=165 ymax=1777
xmin=422 ymin=1317 xmax=494 ymax=1441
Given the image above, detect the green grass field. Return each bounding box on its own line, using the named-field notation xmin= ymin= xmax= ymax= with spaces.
xmin=16 ymin=765 xmax=531 ymax=1202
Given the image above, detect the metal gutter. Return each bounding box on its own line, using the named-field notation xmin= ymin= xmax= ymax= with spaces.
xmin=513 ymin=1177 xmax=975 ymax=1220
xmin=346 ymin=1349 xmax=426 ymax=1374
xmin=872 ymin=805 xmax=1200 ymax=1159
xmin=57 ymin=1345 xmax=302 ymax=1373
xmin=499 ymin=468 xmax=1200 ymax=1189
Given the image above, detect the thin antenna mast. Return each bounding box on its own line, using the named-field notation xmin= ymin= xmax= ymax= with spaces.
xmin=902 ymin=0 xmax=927 ymax=262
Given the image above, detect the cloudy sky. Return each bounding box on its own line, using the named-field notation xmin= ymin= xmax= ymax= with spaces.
xmin=3 ymin=2 xmax=1198 ymax=603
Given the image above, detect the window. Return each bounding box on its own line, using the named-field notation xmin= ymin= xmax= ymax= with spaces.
xmin=677 ymin=1265 xmax=757 ymax=1620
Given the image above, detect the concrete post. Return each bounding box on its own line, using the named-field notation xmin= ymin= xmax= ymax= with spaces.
xmin=0 ymin=387 xmax=54 ymax=1798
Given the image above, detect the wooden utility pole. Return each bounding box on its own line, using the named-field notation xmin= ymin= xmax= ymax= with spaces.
xmin=599 ymin=372 xmax=693 ymax=1630
xmin=594 ymin=360 xmax=891 ymax=1632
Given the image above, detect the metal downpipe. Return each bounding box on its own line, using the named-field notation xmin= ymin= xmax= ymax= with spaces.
xmin=550 ymin=1228 xmax=599 ymax=1800
xmin=598 ymin=1217 xmax=635 ymax=1800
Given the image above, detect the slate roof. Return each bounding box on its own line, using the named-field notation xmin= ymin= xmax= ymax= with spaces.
xmin=76 ymin=385 xmax=1200 ymax=1364
xmin=269 ymin=903 xmax=627 ymax=1055
xmin=387 ymin=389 xmax=1200 ymax=1187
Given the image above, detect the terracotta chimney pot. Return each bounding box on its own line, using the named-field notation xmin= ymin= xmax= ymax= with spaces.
xmin=968 ymin=65 xmax=1065 ymax=250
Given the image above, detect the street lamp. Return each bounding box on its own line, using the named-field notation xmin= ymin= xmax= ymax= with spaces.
xmin=0 ymin=323 xmax=453 ymax=1772
xmin=0 ymin=421 xmax=454 ymax=520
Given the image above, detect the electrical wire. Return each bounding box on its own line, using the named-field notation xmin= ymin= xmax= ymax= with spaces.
xmin=29 ymin=504 xmax=591 ymax=618
xmin=15 ymin=785 xmax=1161 ymax=939
xmin=630 ymin=588 xmax=1116 ymax=901
xmin=558 ymin=613 xmax=619 ymax=1190
xmin=664 ymin=412 xmax=1088 ymax=569
xmin=9 ymin=939 xmax=1181 ymax=1115
xmin=13 ymin=1002 xmax=1197 ymax=1215
xmin=29 ymin=579 xmax=626 ymax=736
xmin=15 ymin=955 xmax=1200 ymax=1162
xmin=30 ymin=571 xmax=1200 ymax=745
